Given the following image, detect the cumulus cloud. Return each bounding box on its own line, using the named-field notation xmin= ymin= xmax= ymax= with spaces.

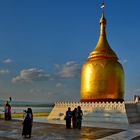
xmin=12 ymin=61 xmax=82 ymax=84
xmin=12 ymin=68 xmax=50 ymax=83
xmin=2 ymin=58 xmax=13 ymax=64
xmin=55 ymin=61 xmax=81 ymax=78
xmin=0 ymin=69 xmax=9 ymax=75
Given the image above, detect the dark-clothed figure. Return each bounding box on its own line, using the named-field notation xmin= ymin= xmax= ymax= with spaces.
xmin=4 ymin=101 xmax=11 ymax=120
xmin=76 ymin=106 xmax=83 ymax=129
xmin=72 ymin=108 xmax=77 ymax=128
xmin=22 ymin=108 xmax=33 ymax=138
xmin=65 ymin=107 xmax=72 ymax=129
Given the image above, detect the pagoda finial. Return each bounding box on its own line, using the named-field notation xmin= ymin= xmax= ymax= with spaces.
xmin=100 ymin=0 xmax=106 ymax=26
xmin=101 ymin=0 xmax=105 ymax=15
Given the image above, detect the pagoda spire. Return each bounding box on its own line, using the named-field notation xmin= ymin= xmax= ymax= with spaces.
xmin=88 ymin=0 xmax=118 ymax=60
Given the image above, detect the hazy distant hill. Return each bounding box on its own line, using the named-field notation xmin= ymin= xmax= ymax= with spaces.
xmin=0 ymin=100 xmax=54 ymax=107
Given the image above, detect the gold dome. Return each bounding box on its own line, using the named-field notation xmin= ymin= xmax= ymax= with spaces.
xmin=80 ymin=6 xmax=124 ymax=102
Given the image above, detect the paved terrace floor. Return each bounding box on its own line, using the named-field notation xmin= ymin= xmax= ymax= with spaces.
xmin=0 ymin=119 xmax=123 ymax=140
xmin=0 ymin=119 xmax=140 ymax=140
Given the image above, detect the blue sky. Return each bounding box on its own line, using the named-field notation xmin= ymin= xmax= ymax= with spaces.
xmin=0 ymin=0 xmax=140 ymax=102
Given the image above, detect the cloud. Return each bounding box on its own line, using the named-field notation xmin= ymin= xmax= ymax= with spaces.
xmin=122 ymin=59 xmax=128 ymax=64
xmin=119 ymin=59 xmax=128 ymax=65
xmin=2 ymin=58 xmax=13 ymax=64
xmin=56 ymin=83 xmax=63 ymax=87
xmin=12 ymin=61 xmax=82 ymax=84
xmin=12 ymin=68 xmax=50 ymax=83
xmin=133 ymin=89 xmax=140 ymax=93
xmin=30 ymin=88 xmax=43 ymax=95
xmin=55 ymin=61 xmax=81 ymax=78
xmin=0 ymin=69 xmax=9 ymax=75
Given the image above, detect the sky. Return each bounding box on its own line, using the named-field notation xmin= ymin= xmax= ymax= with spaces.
xmin=0 ymin=0 xmax=140 ymax=103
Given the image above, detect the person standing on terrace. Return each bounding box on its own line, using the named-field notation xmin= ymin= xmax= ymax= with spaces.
xmin=22 ymin=108 xmax=33 ymax=138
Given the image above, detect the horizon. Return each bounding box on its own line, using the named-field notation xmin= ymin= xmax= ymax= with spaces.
xmin=0 ymin=0 xmax=140 ymax=102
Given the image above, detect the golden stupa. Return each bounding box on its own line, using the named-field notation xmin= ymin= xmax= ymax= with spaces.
xmin=80 ymin=2 xmax=124 ymax=102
